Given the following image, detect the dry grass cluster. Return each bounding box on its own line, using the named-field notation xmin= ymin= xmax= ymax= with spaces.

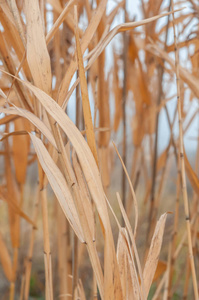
xmin=0 ymin=0 xmax=199 ymax=299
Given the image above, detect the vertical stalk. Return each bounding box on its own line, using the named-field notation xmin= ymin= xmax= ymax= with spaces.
xmin=183 ymin=256 xmax=191 ymax=299
xmin=92 ymin=274 xmax=98 ymax=299
xmin=76 ymin=70 xmax=80 ymax=129
xmin=163 ymin=244 xmax=172 ymax=300
xmin=171 ymin=1 xmax=199 ymax=298
xmin=4 ymin=129 xmax=19 ymax=300
xmin=41 ymin=186 xmax=53 ymax=300
xmin=9 ymin=282 xmax=15 ymax=300
xmin=148 ymin=1 xmax=171 ymax=242
xmin=36 ymin=111 xmax=54 ymax=300
xmin=56 ymin=201 xmax=69 ymax=299
xmin=122 ymin=0 xmax=128 ymax=213
xmin=168 ymin=155 xmax=181 ymax=299
xmin=23 ymin=183 xmax=40 ymax=300
xmin=72 ymin=234 xmax=79 ymax=299
xmin=72 ymin=69 xmax=80 ymax=300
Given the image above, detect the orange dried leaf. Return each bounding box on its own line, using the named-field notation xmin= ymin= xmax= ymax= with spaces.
xmin=12 ymin=118 xmax=30 ymax=184
xmin=157 ymin=147 xmax=168 ymax=173
xmin=0 ymin=232 xmax=14 ymax=282
xmin=184 ymin=151 xmax=199 ymax=196
xmin=98 ymin=147 xmax=111 ymax=187
xmin=0 ymin=189 xmax=35 ymax=226
xmin=153 ymin=260 xmax=167 ymax=282
xmin=147 ymin=43 xmax=199 ymax=100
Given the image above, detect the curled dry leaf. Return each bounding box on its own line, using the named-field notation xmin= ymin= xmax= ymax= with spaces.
xmin=87 ymin=8 xmax=183 ymax=70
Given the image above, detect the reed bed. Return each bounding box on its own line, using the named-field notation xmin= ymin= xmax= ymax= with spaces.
xmin=0 ymin=0 xmax=199 ymax=299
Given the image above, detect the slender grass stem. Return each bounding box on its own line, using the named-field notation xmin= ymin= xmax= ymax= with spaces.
xmin=171 ymin=1 xmax=199 ymax=298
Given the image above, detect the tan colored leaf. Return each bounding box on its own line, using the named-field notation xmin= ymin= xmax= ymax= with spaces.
xmin=25 ymin=0 xmax=51 ymax=94
xmin=0 ymin=87 xmax=6 ymax=98
xmin=0 ymin=4 xmax=24 ymax=57
xmin=143 ymin=213 xmax=167 ymax=295
xmin=117 ymin=228 xmax=140 ymax=300
xmin=0 ymin=130 xmax=28 ymax=141
xmin=46 ymin=0 xmax=77 ymax=44
xmin=0 ymin=32 xmax=33 ymax=111
xmin=0 ymin=107 xmax=57 ymax=148
xmin=72 ymin=153 xmax=104 ymax=295
xmin=7 ymin=0 xmax=26 ymax=46
xmin=53 ymin=124 xmax=104 ymax=296
xmin=116 ymin=192 xmax=145 ymax=299
xmin=0 ymin=1 xmax=16 ymax=26
xmin=72 ymin=152 xmax=95 ymax=240
xmin=29 ymin=133 xmax=85 ymax=243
